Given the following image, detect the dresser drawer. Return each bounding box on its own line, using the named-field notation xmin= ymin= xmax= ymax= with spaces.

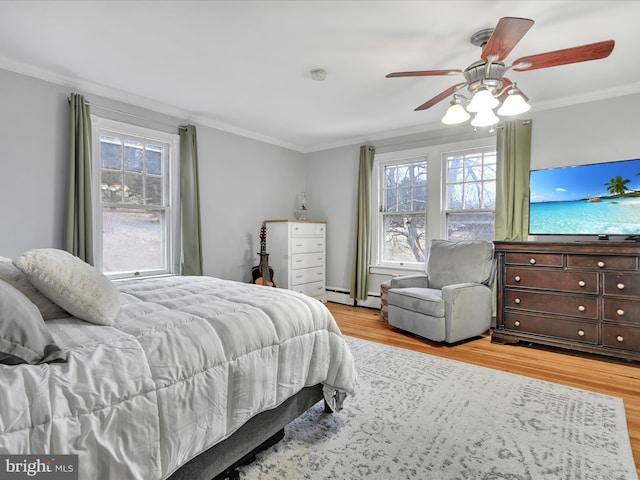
xmin=603 ymin=273 xmax=640 ymax=297
xmin=602 ymin=325 xmax=640 ymax=352
xmin=504 ymin=252 xmax=563 ymax=267
xmin=504 ymin=289 xmax=598 ymax=319
xmin=603 ymin=298 xmax=640 ymax=324
xmin=291 ymin=237 xmax=325 ymax=254
xmin=567 ymin=254 xmax=638 ymax=271
xmin=504 ymin=312 xmax=598 ymax=344
xmin=291 ymin=280 xmax=326 ymax=298
xmin=290 ymin=222 xmax=326 ymax=236
xmin=291 ymin=252 xmax=325 ymax=270
xmin=291 ymin=266 xmax=324 ymax=286
xmin=504 ymin=267 xmax=598 ymax=294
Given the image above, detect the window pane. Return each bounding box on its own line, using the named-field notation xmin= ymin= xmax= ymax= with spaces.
xmin=447 ymin=212 xmax=495 ymax=241
xmin=463 ymin=182 xmax=482 ymax=209
xmin=123 ymin=172 xmax=143 ymax=205
xmin=413 ymin=187 xmax=426 ymax=210
xmin=101 ymin=171 xmax=123 ymax=203
xmin=146 ymin=145 xmax=162 ymax=175
xmin=100 ymin=137 xmax=122 ymax=170
xmin=102 ymin=209 xmax=165 ymax=273
xmin=398 ymin=188 xmax=412 ymax=212
xmin=385 ymin=189 xmax=397 ymax=212
xmin=383 ymin=214 xmax=425 ymax=263
xmin=385 ymin=166 xmax=396 ymax=187
xmin=396 ymin=165 xmax=410 ymax=186
xmin=124 ymin=141 xmax=144 ymax=172
xmin=483 ymin=182 xmax=496 ymax=208
xmin=413 ymin=164 xmax=426 ymax=185
xmin=447 ymin=183 xmax=463 ymax=209
xmin=146 ymin=175 xmax=163 ymax=205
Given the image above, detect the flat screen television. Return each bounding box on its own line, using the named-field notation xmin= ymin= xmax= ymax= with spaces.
xmin=528 ymin=158 xmax=640 ymax=238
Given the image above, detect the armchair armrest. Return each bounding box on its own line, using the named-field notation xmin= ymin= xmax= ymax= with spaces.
xmin=441 ymin=283 xmax=492 ymax=343
xmin=390 ymin=274 xmax=430 ymax=289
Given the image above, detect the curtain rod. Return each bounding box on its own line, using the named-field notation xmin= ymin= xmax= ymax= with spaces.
xmin=67 ymin=96 xmax=189 ymax=130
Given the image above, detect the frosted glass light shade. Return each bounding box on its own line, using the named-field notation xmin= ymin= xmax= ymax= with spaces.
xmin=471 ymin=109 xmax=500 ymax=127
xmin=466 ymin=88 xmax=499 ymax=113
xmin=441 ymin=103 xmax=470 ymax=125
xmin=497 ymin=92 xmax=531 ymax=116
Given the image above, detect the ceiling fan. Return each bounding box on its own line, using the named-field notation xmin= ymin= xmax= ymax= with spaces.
xmin=386 ymin=17 xmax=615 ymax=127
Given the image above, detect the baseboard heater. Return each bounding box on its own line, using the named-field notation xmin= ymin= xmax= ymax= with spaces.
xmin=325 ymin=287 xmax=381 ymax=309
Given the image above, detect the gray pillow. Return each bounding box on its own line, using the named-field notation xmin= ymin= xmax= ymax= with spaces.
xmin=0 ymin=256 xmax=69 ymax=320
xmin=0 ymin=279 xmax=67 ymax=365
xmin=13 ymin=249 xmax=121 ymax=326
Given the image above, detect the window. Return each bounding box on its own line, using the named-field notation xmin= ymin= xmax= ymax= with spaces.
xmin=374 ymin=154 xmax=427 ymax=268
xmin=372 ymin=139 xmax=496 ymax=273
xmin=445 ymin=148 xmax=496 ymax=241
xmin=92 ymin=118 xmax=180 ymax=278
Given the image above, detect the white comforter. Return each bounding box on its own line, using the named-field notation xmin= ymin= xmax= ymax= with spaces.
xmin=0 ymin=276 xmax=357 ymax=480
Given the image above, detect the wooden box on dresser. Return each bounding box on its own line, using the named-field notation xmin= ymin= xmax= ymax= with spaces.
xmin=493 ymin=241 xmax=640 ymax=362
xmin=264 ymin=220 xmax=327 ymax=303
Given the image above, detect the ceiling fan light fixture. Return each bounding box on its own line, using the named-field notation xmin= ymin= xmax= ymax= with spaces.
xmin=470 ymin=108 xmax=500 ymax=127
xmin=497 ymin=86 xmax=530 ymax=116
xmin=466 ymin=87 xmax=499 ymax=113
xmin=441 ymin=96 xmax=471 ymax=125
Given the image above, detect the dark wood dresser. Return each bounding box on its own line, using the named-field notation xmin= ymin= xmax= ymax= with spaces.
xmin=493 ymin=241 xmax=640 ymax=362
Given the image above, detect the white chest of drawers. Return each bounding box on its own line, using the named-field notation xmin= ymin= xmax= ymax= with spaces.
xmin=264 ymin=220 xmax=327 ymax=302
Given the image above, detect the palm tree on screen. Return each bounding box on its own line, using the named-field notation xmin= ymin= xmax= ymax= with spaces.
xmin=604 ymin=176 xmax=631 ymax=197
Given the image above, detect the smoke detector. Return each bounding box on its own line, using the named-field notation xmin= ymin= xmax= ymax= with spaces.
xmin=310 ymin=68 xmax=327 ymax=81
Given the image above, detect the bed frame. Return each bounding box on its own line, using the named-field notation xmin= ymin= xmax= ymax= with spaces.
xmin=168 ymin=384 xmax=326 ymax=480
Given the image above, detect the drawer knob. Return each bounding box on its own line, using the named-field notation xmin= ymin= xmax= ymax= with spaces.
xmin=617 ymin=283 xmax=625 ymax=290
xmin=578 ymin=280 xmax=586 ymax=287
xmin=617 ymin=309 xmax=625 ymax=316
xmin=578 ymin=329 xmax=585 ymax=337
xmin=514 ymin=320 xmax=521 ymax=327
xmin=514 ymin=275 xmax=521 ymax=282
xmin=578 ymin=305 xmax=586 ymax=312
xmin=617 ymin=335 xmax=624 ymax=343
xmin=529 ymin=258 xmax=536 ymax=265
xmin=597 ymin=261 xmax=605 ymax=268
xmin=514 ymin=298 xmax=521 ymax=304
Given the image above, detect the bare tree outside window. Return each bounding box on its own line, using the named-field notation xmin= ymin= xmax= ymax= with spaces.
xmin=445 ymin=149 xmax=496 ymax=241
xmin=380 ymin=160 xmax=427 ymax=264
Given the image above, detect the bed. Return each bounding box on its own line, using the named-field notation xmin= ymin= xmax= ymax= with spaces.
xmin=0 ymin=248 xmax=357 ymax=480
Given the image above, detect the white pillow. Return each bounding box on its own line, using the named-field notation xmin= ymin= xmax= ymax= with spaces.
xmin=13 ymin=249 xmax=120 ymax=326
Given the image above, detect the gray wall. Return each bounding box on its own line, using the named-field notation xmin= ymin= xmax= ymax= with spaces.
xmin=2 ymin=66 xmax=640 ymax=294
xmin=0 ymin=68 xmax=305 ymax=282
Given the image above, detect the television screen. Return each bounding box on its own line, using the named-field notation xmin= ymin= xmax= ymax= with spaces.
xmin=529 ymin=158 xmax=640 ymax=236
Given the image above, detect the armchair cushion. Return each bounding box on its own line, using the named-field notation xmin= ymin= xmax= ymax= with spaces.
xmin=427 ymin=239 xmax=494 ymax=290
xmin=388 ymin=287 xmax=444 ymax=318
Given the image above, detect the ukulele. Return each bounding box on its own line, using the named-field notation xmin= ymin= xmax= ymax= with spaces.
xmin=251 ymin=223 xmax=275 ymax=287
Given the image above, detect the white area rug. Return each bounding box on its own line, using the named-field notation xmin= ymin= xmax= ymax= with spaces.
xmin=238 ymin=336 xmax=637 ymax=480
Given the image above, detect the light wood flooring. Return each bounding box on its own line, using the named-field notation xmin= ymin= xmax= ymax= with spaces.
xmin=327 ymin=302 xmax=640 ymax=476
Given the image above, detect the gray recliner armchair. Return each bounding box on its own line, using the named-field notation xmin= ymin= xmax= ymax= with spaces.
xmin=387 ymin=239 xmax=495 ymax=344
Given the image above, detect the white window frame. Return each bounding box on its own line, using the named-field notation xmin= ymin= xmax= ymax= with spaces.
xmin=91 ymin=116 xmax=180 ymax=279
xmin=371 ymin=138 xmax=495 ymax=275
xmin=443 ymin=146 xmax=497 ymax=242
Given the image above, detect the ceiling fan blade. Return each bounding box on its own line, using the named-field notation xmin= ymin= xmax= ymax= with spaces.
xmin=482 ymin=17 xmax=534 ymax=62
xmin=512 ymin=39 xmax=615 ymax=71
xmin=386 ymin=69 xmax=462 ymax=78
xmin=414 ymin=83 xmax=467 ymax=111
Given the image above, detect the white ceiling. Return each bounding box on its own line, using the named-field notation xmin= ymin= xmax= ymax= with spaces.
xmin=1 ymin=1 xmax=639 ymax=153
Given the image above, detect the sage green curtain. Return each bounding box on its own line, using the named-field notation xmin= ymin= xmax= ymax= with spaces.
xmin=64 ymin=93 xmax=93 ymax=264
xmin=350 ymin=145 xmax=375 ymax=300
xmin=495 ymin=120 xmax=532 ymax=241
xmin=179 ymin=125 xmax=203 ymax=275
